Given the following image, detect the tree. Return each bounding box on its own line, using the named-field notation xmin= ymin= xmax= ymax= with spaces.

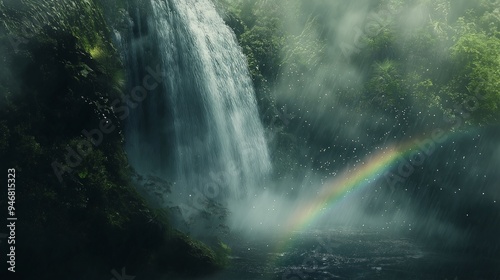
xmin=449 ymin=32 xmax=500 ymax=123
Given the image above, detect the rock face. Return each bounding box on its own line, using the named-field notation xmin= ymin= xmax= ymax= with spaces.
xmin=0 ymin=0 xmax=227 ymax=279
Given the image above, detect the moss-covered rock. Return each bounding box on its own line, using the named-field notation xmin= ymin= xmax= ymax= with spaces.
xmin=0 ymin=0 xmax=227 ymax=278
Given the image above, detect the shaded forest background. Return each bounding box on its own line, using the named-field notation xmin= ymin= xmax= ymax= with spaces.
xmin=214 ymin=0 xmax=500 ymax=178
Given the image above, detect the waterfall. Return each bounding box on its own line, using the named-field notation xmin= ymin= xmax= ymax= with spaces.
xmin=121 ymin=0 xmax=272 ymax=201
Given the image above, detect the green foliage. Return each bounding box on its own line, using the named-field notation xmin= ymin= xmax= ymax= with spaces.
xmin=220 ymin=0 xmax=287 ymax=82
xmin=367 ymin=59 xmax=403 ymax=108
xmin=0 ymin=0 xmax=226 ymax=278
xmin=213 ymin=241 xmax=232 ymax=267
xmin=450 ymin=32 xmax=500 ymax=123
xmin=217 ymin=0 xmax=500 ymax=181
xmin=240 ymin=25 xmax=284 ymax=81
xmin=357 ymin=0 xmax=500 ymax=127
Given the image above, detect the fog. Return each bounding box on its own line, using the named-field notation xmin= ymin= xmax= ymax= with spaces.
xmin=208 ymin=0 xmax=500 ymax=257
xmin=121 ymin=0 xmax=500 ymax=264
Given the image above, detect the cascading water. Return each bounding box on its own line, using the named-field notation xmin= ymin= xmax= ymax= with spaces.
xmin=121 ymin=0 xmax=272 ymax=204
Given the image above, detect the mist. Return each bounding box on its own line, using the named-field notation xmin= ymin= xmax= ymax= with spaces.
xmin=116 ymin=0 xmax=500 ymax=276
xmin=205 ymin=0 xmax=500 ymax=258
xmin=2 ymin=0 xmax=498 ymax=278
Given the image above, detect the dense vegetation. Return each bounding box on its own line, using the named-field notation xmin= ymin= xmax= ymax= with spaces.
xmin=0 ymin=0 xmax=498 ymax=278
xmin=215 ymin=0 xmax=500 ymax=177
xmin=0 ymin=0 xmax=227 ymax=279
xmin=215 ymin=0 xmax=500 ymax=256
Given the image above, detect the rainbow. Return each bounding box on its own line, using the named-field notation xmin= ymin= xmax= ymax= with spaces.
xmin=281 ymin=145 xmax=401 ymax=233
xmin=267 ymin=134 xmax=449 ymax=270
xmin=281 ymin=130 xmax=452 ymax=235
xmin=266 ymin=128 xmax=477 ymax=274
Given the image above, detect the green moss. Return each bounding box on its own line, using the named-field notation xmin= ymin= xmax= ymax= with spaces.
xmin=214 ymin=241 xmax=232 ymax=267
